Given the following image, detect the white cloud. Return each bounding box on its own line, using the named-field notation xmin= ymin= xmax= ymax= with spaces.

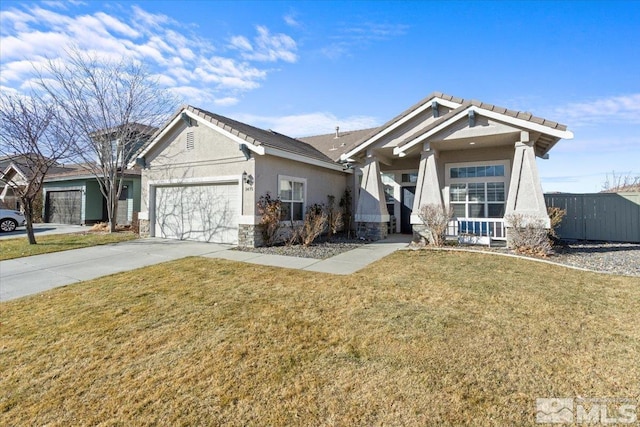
xmin=95 ymin=12 xmax=139 ymax=38
xmin=555 ymin=94 xmax=640 ymax=126
xmin=284 ymin=13 xmax=301 ymax=28
xmin=0 ymin=3 xmax=299 ymax=108
xmin=320 ymin=21 xmax=409 ymax=59
xmin=234 ymin=112 xmax=379 ymax=137
xmin=214 ymin=97 xmax=239 ymax=107
xmin=231 ymin=26 xmax=298 ymax=63
xmin=229 ymin=35 xmax=252 ymax=52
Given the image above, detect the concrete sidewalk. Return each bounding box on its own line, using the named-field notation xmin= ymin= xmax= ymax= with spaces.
xmin=0 ymin=236 xmax=410 ymax=302
xmin=208 ymin=234 xmax=410 ymax=275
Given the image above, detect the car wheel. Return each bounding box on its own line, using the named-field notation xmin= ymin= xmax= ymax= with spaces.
xmin=0 ymin=218 xmax=18 ymax=232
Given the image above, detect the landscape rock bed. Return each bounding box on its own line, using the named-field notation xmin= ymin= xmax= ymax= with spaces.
xmin=235 ymin=238 xmax=364 ymax=259
xmin=550 ymin=242 xmax=640 ymax=277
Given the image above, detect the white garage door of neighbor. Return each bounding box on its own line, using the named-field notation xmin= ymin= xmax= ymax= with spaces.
xmin=155 ymin=183 xmax=240 ymax=244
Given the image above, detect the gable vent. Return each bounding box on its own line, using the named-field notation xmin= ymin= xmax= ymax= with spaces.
xmin=186 ymin=131 xmax=194 ymax=150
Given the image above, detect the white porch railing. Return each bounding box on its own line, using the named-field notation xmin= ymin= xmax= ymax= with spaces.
xmin=446 ymin=218 xmax=506 ymax=242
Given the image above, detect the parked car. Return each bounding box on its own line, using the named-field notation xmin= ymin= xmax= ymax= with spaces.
xmin=0 ymin=209 xmax=26 ymax=232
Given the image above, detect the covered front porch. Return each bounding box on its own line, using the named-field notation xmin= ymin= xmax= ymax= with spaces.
xmin=343 ymin=94 xmax=572 ymax=244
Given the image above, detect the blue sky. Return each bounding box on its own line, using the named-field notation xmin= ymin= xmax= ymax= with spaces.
xmin=1 ymin=0 xmax=638 ymax=192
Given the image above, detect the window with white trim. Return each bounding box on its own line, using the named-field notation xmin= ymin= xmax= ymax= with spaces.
xmin=446 ymin=162 xmax=508 ymax=219
xmin=279 ymin=176 xmax=305 ymax=221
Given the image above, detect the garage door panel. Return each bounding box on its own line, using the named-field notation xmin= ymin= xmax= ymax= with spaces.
xmin=155 ymin=183 xmax=239 ymax=244
xmin=46 ymin=190 xmax=82 ymax=224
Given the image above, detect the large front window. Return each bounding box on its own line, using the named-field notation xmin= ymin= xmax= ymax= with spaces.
xmin=450 ymin=182 xmax=505 ymax=218
xmin=279 ymin=176 xmax=305 ymax=221
xmin=447 ymin=161 xmax=508 ymax=219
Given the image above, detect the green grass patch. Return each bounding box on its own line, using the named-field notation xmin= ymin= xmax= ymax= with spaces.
xmin=0 ymin=232 xmax=138 ymax=261
xmin=1 ymin=250 xmax=638 ymax=425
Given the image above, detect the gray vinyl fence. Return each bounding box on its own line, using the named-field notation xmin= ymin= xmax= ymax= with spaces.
xmin=544 ymin=192 xmax=640 ymax=243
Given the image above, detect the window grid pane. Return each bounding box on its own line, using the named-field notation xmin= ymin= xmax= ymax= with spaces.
xmin=452 ymin=204 xmax=466 ymax=218
xmin=486 ymin=182 xmax=505 ymax=202
xmin=292 ymin=202 xmax=304 ymax=221
xmin=450 ymin=184 xmax=466 ymax=202
xmin=488 ymin=203 xmax=505 ymax=218
xmin=293 ymin=182 xmax=304 ymax=201
xmin=279 ymin=180 xmax=292 ymax=200
xmin=468 ymin=183 xmax=485 ymax=202
xmin=468 ymin=203 xmax=485 ymax=217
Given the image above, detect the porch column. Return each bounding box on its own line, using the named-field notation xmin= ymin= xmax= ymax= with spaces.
xmin=505 ymin=132 xmax=550 ymax=228
xmin=410 ymin=143 xmax=443 ymax=225
xmin=355 ymin=152 xmax=389 ymax=240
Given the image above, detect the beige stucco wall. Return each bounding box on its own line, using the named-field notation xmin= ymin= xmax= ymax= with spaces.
xmin=140 ymin=119 xmax=350 ymax=224
xmin=140 ymin=120 xmax=255 ymax=216
xmin=375 ymin=104 xmax=453 ymax=150
xmin=255 ymin=155 xmax=349 ymax=212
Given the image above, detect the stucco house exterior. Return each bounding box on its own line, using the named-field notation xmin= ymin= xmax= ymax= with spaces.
xmin=133 ymin=92 xmax=573 ymax=246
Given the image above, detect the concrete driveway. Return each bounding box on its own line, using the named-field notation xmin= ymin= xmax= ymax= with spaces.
xmin=0 ymin=238 xmax=232 ymax=301
xmin=0 ymin=223 xmax=89 ymax=240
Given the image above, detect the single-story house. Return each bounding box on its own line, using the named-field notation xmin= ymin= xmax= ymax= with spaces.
xmin=132 ymin=92 xmax=573 ymax=246
xmin=42 ymin=168 xmax=141 ymax=225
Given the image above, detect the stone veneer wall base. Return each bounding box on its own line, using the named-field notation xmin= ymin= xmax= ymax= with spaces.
xmin=139 ymin=219 xmax=150 ymax=237
xmin=238 ymin=224 xmax=264 ymax=247
xmin=356 ymin=222 xmax=388 ymax=241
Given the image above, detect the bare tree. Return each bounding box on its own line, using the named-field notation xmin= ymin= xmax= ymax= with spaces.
xmin=602 ymin=171 xmax=640 ymax=192
xmin=37 ymin=48 xmax=176 ymax=232
xmin=0 ymin=92 xmax=75 ymax=244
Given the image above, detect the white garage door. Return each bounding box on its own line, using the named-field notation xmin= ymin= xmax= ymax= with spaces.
xmin=154 ymin=183 xmax=240 ymax=244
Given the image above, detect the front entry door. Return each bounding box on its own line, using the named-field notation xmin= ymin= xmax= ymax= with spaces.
xmin=400 ymin=186 xmax=416 ymax=234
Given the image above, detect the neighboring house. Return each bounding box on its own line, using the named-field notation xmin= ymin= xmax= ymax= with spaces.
xmin=91 ymin=122 xmax=157 ymax=167
xmin=0 ymin=154 xmax=77 ymax=211
xmin=133 ymin=92 xmax=573 ymax=246
xmin=42 ymin=168 xmax=141 ymax=225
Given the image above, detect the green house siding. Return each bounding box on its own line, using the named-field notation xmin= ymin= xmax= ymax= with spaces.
xmin=43 ymin=175 xmax=141 ymax=225
xmin=132 ymin=178 xmax=141 ymax=212
xmin=85 ymin=180 xmax=105 ymax=223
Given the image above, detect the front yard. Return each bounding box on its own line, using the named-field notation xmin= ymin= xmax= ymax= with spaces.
xmin=0 ymin=232 xmax=138 ymax=261
xmin=1 ymin=250 xmax=638 ymax=425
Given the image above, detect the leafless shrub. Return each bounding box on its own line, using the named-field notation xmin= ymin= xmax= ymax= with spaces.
xmin=326 ymin=195 xmax=343 ymax=240
xmin=505 ymin=213 xmax=552 ymax=256
xmin=257 ymin=193 xmax=282 ymax=246
xmin=416 ymin=204 xmax=453 ymax=246
xmin=547 ymin=206 xmax=566 ymax=244
xmin=300 ymin=204 xmax=328 ymax=247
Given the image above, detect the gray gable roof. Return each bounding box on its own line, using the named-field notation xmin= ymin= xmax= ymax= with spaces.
xmin=299 ymin=127 xmax=380 ymax=162
xmin=184 ymin=106 xmax=336 ymax=164
xmin=341 ymin=92 xmax=571 ymax=159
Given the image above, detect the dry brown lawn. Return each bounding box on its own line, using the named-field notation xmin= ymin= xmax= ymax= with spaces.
xmin=1 ymin=250 xmax=638 ymax=426
xmin=0 ymin=231 xmax=138 ymax=261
